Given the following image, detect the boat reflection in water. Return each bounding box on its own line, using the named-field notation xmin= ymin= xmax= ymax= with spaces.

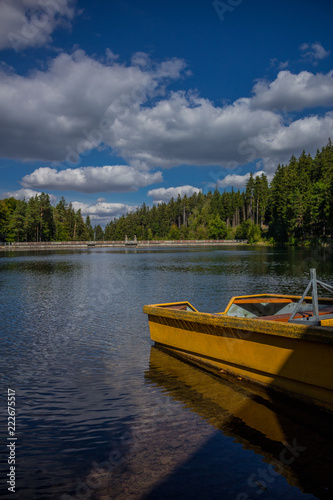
xmin=145 ymin=345 xmax=333 ymax=500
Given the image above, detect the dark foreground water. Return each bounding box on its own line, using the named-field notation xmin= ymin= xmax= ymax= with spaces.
xmin=1 ymin=245 xmax=333 ymax=500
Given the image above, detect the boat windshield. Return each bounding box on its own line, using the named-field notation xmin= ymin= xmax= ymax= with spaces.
xmin=226 ymin=297 xmax=310 ymax=319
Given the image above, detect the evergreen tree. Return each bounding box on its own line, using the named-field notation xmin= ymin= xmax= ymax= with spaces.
xmin=7 ymin=200 xmax=26 ymax=242
xmin=94 ymin=224 xmax=104 ymax=241
xmin=0 ymin=199 xmax=13 ymax=239
xmin=26 ymin=196 xmax=41 ymax=242
xmin=245 ymin=173 xmax=255 ymax=221
xmin=85 ymin=215 xmax=94 ymax=240
xmin=39 ymin=193 xmax=55 ymax=241
xmin=54 ymin=197 xmax=70 ymax=241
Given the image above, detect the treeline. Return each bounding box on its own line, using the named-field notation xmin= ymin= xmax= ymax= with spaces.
xmin=104 ymin=173 xmax=269 ymax=242
xmin=1 ymin=141 xmax=332 ymax=244
xmin=268 ymin=140 xmax=333 ymax=243
xmin=0 ymin=195 xmax=104 ymax=243
xmin=104 ymin=140 xmax=333 ymax=244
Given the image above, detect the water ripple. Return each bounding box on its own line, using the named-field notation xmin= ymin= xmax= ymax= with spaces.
xmin=0 ymin=248 xmax=332 ymax=499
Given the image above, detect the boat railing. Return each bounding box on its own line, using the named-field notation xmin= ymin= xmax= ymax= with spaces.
xmin=288 ymin=269 xmax=333 ymax=326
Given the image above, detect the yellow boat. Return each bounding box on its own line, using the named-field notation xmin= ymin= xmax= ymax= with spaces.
xmin=143 ymin=269 xmax=333 ymax=411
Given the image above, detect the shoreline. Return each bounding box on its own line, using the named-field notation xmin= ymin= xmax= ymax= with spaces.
xmin=0 ymin=239 xmax=248 ymax=251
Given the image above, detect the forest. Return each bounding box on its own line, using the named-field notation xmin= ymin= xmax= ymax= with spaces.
xmin=1 ymin=140 xmax=332 ymax=245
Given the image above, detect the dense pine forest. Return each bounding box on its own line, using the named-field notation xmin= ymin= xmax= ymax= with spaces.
xmin=1 ymin=141 xmax=332 ymax=245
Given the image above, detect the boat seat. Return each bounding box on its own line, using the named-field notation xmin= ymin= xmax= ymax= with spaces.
xmin=160 ymin=304 xmax=188 ymax=310
xmin=256 ymin=305 xmax=333 ymax=322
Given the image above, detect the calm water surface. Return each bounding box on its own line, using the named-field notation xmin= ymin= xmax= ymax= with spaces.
xmin=0 ymin=246 xmax=333 ymax=500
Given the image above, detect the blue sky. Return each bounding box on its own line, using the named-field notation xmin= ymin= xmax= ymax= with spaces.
xmin=0 ymin=0 xmax=333 ymax=226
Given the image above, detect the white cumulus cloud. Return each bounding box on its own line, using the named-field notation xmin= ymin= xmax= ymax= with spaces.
xmin=0 ymin=49 xmax=332 ymax=178
xmin=71 ymin=201 xmax=136 ymax=220
xmin=106 ymin=69 xmax=333 ymax=170
xmin=21 ymin=165 xmax=163 ymax=193
xmin=257 ymin=112 xmax=333 ymax=171
xmin=111 ymin=91 xmax=285 ymax=168
xmin=215 ymin=171 xmax=268 ymax=189
xmin=251 ymin=70 xmax=333 ymax=112
xmin=0 ymin=0 xmax=77 ymax=51
xmin=147 ymin=185 xmax=201 ymax=204
xmin=0 ymin=49 xmax=187 ymax=162
xmin=1 ymin=187 xmax=57 ymax=203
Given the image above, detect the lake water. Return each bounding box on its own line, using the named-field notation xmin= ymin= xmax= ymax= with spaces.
xmin=1 ymin=245 xmax=333 ymax=500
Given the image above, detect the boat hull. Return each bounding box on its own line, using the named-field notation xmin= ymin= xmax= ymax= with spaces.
xmin=143 ymin=303 xmax=333 ymax=411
